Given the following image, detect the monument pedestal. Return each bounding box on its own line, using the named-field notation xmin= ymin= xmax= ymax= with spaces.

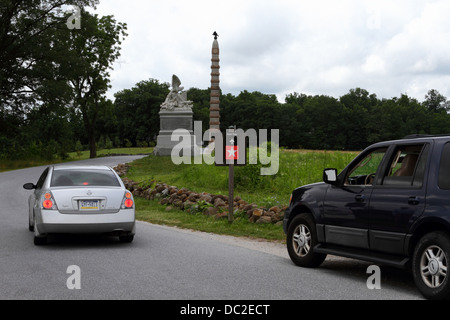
xmin=153 ymin=109 xmax=194 ymax=156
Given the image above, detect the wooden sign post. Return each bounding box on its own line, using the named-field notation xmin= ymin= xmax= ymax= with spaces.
xmin=217 ymin=126 xmax=247 ymax=224
xmin=227 ymin=161 xmax=234 ymax=224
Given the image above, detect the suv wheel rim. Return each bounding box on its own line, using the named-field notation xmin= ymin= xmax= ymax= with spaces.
xmin=293 ymin=224 xmax=311 ymax=257
xmin=420 ymin=245 xmax=448 ymax=288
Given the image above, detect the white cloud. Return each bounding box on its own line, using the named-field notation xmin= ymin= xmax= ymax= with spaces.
xmin=93 ymin=0 xmax=450 ymax=103
xmin=362 ymin=55 xmax=386 ymax=75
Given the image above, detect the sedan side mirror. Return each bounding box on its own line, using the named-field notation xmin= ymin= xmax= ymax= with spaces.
xmin=23 ymin=183 xmax=37 ymax=190
xmin=323 ymin=168 xmax=338 ymax=185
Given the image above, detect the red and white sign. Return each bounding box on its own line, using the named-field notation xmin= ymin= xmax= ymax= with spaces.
xmin=225 ymin=146 xmax=239 ymax=160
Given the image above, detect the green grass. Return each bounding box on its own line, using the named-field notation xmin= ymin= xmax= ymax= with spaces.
xmin=0 ymin=159 xmax=51 ymax=172
xmin=67 ymin=147 xmax=153 ymax=160
xmin=126 ymin=149 xmax=358 ymax=207
xmin=135 ymin=198 xmax=285 ymax=241
xmin=126 ymin=149 xmax=360 ymax=241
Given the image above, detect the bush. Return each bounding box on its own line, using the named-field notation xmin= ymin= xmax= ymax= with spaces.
xmin=105 ymin=136 xmax=113 ymax=150
xmin=124 ymin=139 xmax=133 ymax=148
xmin=75 ymin=140 xmax=83 ymax=157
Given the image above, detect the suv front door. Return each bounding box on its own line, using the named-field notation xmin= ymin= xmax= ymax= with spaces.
xmin=322 ymin=147 xmax=388 ymax=249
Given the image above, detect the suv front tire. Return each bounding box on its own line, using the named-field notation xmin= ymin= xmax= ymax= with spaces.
xmin=413 ymin=231 xmax=450 ymax=300
xmin=287 ymin=213 xmax=326 ymax=268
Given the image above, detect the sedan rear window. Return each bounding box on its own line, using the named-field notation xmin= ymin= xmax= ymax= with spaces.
xmin=51 ymin=170 xmax=121 ymax=187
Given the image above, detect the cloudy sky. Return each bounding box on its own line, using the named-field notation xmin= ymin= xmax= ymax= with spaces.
xmin=91 ymin=0 xmax=450 ymax=103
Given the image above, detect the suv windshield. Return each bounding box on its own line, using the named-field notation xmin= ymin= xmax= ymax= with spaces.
xmin=51 ymin=169 xmax=121 ymax=187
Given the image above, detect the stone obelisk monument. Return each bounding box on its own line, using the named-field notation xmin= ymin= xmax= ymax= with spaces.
xmin=209 ymin=32 xmax=221 ymax=135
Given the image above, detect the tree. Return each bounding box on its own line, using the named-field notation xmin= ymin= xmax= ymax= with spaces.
xmin=221 ymin=90 xmax=280 ymax=130
xmin=285 ymin=92 xmax=310 ymax=107
xmin=340 ymin=88 xmax=378 ymax=150
xmin=187 ymin=87 xmax=211 ymax=134
xmin=50 ymin=9 xmax=127 ymax=158
xmin=113 ymin=79 xmax=169 ymax=146
xmin=298 ymin=95 xmax=346 ymax=150
xmin=0 ymin=1 xmax=100 ymax=159
xmin=424 ymin=89 xmax=450 ymax=114
xmin=0 ymin=0 xmax=98 ymax=109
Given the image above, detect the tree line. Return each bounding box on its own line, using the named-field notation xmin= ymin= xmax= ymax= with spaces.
xmin=199 ymin=86 xmax=450 ymax=150
xmin=1 ymin=1 xmax=450 ymax=161
xmin=67 ymin=82 xmax=450 ymax=153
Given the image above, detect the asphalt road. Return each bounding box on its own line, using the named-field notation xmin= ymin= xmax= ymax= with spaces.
xmin=0 ymin=156 xmax=423 ymax=300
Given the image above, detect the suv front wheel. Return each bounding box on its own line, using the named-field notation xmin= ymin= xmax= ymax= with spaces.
xmin=413 ymin=232 xmax=450 ymax=300
xmin=287 ymin=213 xmax=326 ymax=268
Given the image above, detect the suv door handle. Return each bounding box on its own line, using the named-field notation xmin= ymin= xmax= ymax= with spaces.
xmin=355 ymin=194 xmax=365 ymax=202
xmin=408 ymin=196 xmax=420 ymax=205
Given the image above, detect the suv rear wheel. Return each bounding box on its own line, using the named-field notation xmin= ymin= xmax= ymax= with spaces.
xmin=287 ymin=213 xmax=326 ymax=268
xmin=413 ymin=231 xmax=450 ymax=300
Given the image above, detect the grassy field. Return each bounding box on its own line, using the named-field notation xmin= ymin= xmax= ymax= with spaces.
xmin=0 ymin=159 xmax=50 ymax=172
xmin=67 ymin=147 xmax=153 ymax=160
xmin=126 ymin=149 xmax=358 ymax=208
xmin=125 ymin=149 xmax=359 ymax=241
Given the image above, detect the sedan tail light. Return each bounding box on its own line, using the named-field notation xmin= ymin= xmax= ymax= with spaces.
xmin=121 ymin=191 xmax=134 ymax=209
xmin=42 ymin=192 xmax=57 ymax=210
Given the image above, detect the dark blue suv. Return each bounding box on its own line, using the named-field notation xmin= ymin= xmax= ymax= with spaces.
xmin=284 ymin=135 xmax=450 ymax=299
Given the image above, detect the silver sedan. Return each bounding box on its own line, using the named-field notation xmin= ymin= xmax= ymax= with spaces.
xmin=23 ymin=165 xmax=136 ymax=245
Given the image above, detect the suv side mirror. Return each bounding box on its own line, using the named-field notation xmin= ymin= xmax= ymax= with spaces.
xmin=323 ymin=168 xmax=338 ymax=185
xmin=23 ymin=183 xmax=37 ymax=190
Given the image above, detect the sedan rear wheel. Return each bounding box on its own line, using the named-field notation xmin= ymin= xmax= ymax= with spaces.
xmin=33 ymin=219 xmax=47 ymax=246
xmin=29 ymin=214 xmax=34 ymax=232
xmin=119 ymin=234 xmax=134 ymax=243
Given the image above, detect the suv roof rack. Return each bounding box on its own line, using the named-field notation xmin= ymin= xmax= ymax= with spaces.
xmin=403 ymin=134 xmax=450 ymax=139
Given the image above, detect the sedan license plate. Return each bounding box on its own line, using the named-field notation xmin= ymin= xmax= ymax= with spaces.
xmin=80 ymin=200 xmax=99 ymax=210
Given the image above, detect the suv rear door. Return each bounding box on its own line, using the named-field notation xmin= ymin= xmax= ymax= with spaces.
xmin=368 ymin=142 xmax=431 ymax=255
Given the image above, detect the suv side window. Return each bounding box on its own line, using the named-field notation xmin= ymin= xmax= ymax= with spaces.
xmin=439 ymin=142 xmax=450 ymax=190
xmin=36 ymin=167 xmax=49 ymax=190
xmin=345 ymin=147 xmax=388 ymax=186
xmin=382 ymin=144 xmax=429 ymax=188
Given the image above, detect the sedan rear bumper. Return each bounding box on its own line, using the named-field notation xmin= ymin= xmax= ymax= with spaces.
xmin=37 ymin=209 xmax=135 ymax=235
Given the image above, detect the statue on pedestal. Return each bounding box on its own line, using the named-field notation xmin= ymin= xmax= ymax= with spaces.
xmin=160 ymin=75 xmax=193 ymax=111
xmin=153 ymin=74 xmax=194 ymax=156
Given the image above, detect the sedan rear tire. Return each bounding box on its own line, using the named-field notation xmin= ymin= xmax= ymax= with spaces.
xmin=33 ymin=219 xmax=47 ymax=246
xmin=34 ymin=235 xmax=47 ymax=246
xmin=119 ymin=234 xmax=134 ymax=243
xmin=29 ymin=209 xmax=34 ymax=232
